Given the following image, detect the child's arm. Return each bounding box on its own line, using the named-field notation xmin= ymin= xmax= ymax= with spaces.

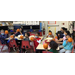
xmin=7 ymin=38 xmax=12 ymax=43
xmin=15 ymin=38 xmax=18 ymax=40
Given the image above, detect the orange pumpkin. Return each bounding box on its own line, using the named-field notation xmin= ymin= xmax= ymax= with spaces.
xmin=43 ymin=43 xmax=48 ymax=49
xmin=30 ymin=37 xmax=34 ymax=41
xmin=20 ymin=35 xmax=24 ymax=39
xmin=55 ymin=36 xmax=58 ymax=39
xmin=10 ymin=35 xmax=14 ymax=39
xmin=49 ymin=32 xmax=52 ymax=35
xmin=5 ymin=30 xmax=8 ymax=34
xmin=17 ymin=29 xmax=20 ymax=32
xmin=68 ymin=38 xmax=73 ymax=42
xmin=52 ymin=39 xmax=55 ymax=41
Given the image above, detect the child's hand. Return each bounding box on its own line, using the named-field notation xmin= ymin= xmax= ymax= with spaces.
xmin=46 ymin=49 xmax=48 ymax=51
xmin=13 ymin=34 xmax=15 ymax=37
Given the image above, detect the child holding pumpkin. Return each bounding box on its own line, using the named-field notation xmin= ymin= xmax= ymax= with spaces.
xmin=56 ymin=30 xmax=70 ymax=45
xmin=49 ymin=40 xmax=58 ymax=53
xmin=7 ymin=33 xmax=18 ymax=43
xmin=24 ymin=32 xmax=30 ymax=41
xmin=0 ymin=30 xmax=8 ymax=44
xmin=47 ymin=30 xmax=54 ymax=38
xmin=59 ymin=34 xmax=73 ymax=53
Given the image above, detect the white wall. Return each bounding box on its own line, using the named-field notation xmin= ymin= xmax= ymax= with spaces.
xmin=41 ymin=21 xmax=73 ymax=36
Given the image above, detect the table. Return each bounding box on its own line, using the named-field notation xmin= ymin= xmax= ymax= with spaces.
xmin=36 ymin=37 xmax=59 ymax=50
xmin=6 ymin=35 xmax=43 ymax=40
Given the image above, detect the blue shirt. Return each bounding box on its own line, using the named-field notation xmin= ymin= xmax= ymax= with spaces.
xmin=0 ymin=34 xmax=8 ymax=44
xmin=63 ymin=40 xmax=73 ymax=50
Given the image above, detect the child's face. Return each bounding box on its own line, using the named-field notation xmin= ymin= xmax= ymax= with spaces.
xmin=64 ymin=32 xmax=67 ymax=35
xmin=66 ymin=35 xmax=70 ymax=39
xmin=20 ymin=28 xmax=22 ymax=31
xmin=61 ymin=28 xmax=64 ymax=33
xmin=35 ymin=33 xmax=39 ymax=37
xmin=58 ymin=34 xmax=60 ymax=36
xmin=25 ymin=33 xmax=28 ymax=37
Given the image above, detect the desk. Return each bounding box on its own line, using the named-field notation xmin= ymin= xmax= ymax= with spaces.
xmin=6 ymin=36 xmax=43 ymax=40
xmin=36 ymin=37 xmax=59 ymax=50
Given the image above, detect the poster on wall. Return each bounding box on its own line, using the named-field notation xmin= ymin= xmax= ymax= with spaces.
xmin=48 ymin=21 xmax=56 ymax=24
xmin=13 ymin=21 xmax=39 ymax=25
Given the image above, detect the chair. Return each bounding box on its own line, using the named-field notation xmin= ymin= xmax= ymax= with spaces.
xmin=71 ymin=43 xmax=75 ymax=53
xmin=8 ymin=40 xmax=19 ymax=53
xmin=21 ymin=41 xmax=35 ymax=53
xmin=42 ymin=51 xmax=53 ymax=53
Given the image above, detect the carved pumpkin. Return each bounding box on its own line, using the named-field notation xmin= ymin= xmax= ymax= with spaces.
xmin=43 ymin=43 xmax=48 ymax=49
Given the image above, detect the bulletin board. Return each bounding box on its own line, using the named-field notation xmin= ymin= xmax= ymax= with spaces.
xmin=48 ymin=21 xmax=56 ymax=24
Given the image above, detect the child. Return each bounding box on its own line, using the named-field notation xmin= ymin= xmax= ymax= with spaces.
xmin=15 ymin=28 xmax=22 ymax=36
xmin=7 ymin=34 xmax=18 ymax=43
xmin=59 ymin=34 xmax=73 ymax=53
xmin=7 ymin=34 xmax=19 ymax=52
xmin=20 ymin=28 xmax=25 ymax=36
xmin=58 ymin=30 xmax=70 ymax=48
xmin=24 ymin=32 xmax=30 ymax=41
xmin=49 ymin=40 xmax=58 ymax=53
xmin=34 ymin=32 xmax=42 ymax=53
xmin=47 ymin=30 xmax=54 ymax=38
xmin=56 ymin=30 xmax=70 ymax=44
xmin=0 ymin=30 xmax=8 ymax=44
xmin=0 ymin=30 xmax=8 ymax=52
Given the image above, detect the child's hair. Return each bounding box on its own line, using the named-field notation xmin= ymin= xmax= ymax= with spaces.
xmin=67 ymin=33 xmax=71 ymax=37
xmin=49 ymin=40 xmax=58 ymax=50
xmin=1 ymin=29 xmax=4 ymax=32
xmin=49 ymin=30 xmax=52 ymax=32
xmin=56 ymin=31 xmax=61 ymax=36
xmin=64 ymin=30 xmax=70 ymax=35
xmin=26 ymin=32 xmax=30 ymax=36
xmin=36 ymin=32 xmax=40 ymax=36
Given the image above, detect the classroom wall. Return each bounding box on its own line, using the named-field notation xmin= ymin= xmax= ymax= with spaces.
xmin=41 ymin=21 xmax=73 ymax=36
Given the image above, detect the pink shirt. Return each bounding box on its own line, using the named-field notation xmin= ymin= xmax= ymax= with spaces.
xmin=63 ymin=36 xmax=66 ymax=41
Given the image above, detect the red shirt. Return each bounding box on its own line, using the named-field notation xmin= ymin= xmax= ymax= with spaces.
xmin=34 ymin=38 xmax=41 ymax=48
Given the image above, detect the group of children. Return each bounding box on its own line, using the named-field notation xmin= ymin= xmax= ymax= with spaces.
xmin=47 ymin=27 xmax=74 ymax=53
xmin=0 ymin=28 xmax=42 ymax=53
xmin=0 ymin=27 xmax=74 ymax=53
